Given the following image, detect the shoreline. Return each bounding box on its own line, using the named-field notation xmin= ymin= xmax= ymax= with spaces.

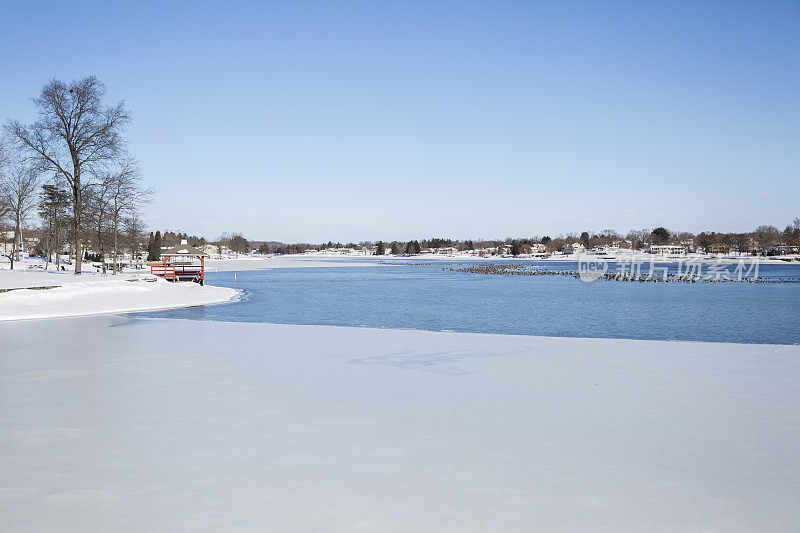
xmin=383 ymin=253 xmax=798 ymax=264
xmin=128 ymin=315 xmax=800 ymax=347
xmin=2 ymin=289 xmax=242 ymax=323
xmin=0 ymin=255 xmax=383 ymax=321
xmin=0 ymin=269 xmax=239 ymax=322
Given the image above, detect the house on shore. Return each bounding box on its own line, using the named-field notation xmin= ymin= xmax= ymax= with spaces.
xmin=649 ymin=244 xmax=687 ymax=256
xmin=530 ymin=243 xmax=547 ymax=254
xmin=570 ymin=243 xmax=586 ymax=254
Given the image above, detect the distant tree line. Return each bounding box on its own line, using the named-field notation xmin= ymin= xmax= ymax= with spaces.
xmin=144 ymin=230 xmax=208 ymax=261
xmin=141 ymin=219 xmax=800 ymax=260
xmin=243 ymin=220 xmax=800 ymax=257
xmin=98 ymin=219 xmax=800 ymax=261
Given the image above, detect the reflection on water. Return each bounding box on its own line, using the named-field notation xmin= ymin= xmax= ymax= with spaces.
xmin=137 ymin=260 xmax=800 ymax=344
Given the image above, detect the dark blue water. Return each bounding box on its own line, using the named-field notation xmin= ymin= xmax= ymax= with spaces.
xmin=139 ymin=260 xmax=800 ymax=344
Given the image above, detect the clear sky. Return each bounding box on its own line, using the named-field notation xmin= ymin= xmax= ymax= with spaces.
xmin=1 ymin=1 xmax=798 ymax=242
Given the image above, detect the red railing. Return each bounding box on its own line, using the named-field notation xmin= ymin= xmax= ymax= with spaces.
xmin=150 ymin=265 xmax=202 ymax=281
xmin=149 ymin=256 xmax=205 ymax=285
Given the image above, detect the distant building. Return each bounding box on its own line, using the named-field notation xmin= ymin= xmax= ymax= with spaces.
xmin=570 ymin=243 xmax=586 ymax=254
xmin=709 ymin=244 xmax=731 ymax=254
xmin=649 ymin=244 xmax=687 ymax=256
xmin=774 ymin=245 xmax=800 ymax=255
xmin=435 ymin=247 xmax=458 ymax=255
xmin=201 ymin=243 xmax=228 ymax=256
xmin=530 ymin=243 xmax=547 ymax=254
xmin=588 ymin=245 xmax=620 ymax=258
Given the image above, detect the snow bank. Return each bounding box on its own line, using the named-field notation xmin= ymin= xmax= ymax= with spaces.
xmin=0 ymin=270 xmax=237 ymax=321
xmin=1 ymin=317 xmax=798 ymax=531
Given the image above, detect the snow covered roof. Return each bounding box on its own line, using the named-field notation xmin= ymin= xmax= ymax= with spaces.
xmin=161 ymin=242 xmax=209 ymax=257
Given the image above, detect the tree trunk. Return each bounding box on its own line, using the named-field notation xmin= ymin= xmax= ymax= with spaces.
xmin=45 ymin=219 xmax=51 ymax=269
xmin=53 ymin=222 xmax=58 ymax=271
xmin=98 ymin=214 xmax=105 ymax=274
xmin=14 ymin=212 xmax=22 ymax=262
xmin=112 ymin=217 xmax=118 ymax=275
xmin=54 ymin=214 xmax=61 ymax=271
xmin=73 ymin=186 xmax=82 ymax=274
xmin=9 ymin=227 xmax=15 ymax=270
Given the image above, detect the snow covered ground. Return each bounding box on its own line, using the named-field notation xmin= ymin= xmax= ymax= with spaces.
xmin=399 ymin=252 xmax=795 ymax=263
xmin=0 ymin=269 xmax=237 ymax=321
xmin=1 ymin=316 xmax=799 ymax=532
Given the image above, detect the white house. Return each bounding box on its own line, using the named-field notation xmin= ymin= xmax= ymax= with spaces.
xmin=649 ymin=244 xmax=687 ymax=256
xmin=570 ymin=243 xmax=586 ymax=254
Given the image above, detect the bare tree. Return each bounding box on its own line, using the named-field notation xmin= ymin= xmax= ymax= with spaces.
xmin=105 ymin=159 xmax=152 ymax=273
xmin=7 ymin=76 xmax=129 ymax=274
xmin=0 ymin=161 xmax=41 ymax=268
xmin=0 ymin=139 xmax=10 ymax=224
xmin=0 ymin=140 xmax=11 ymax=258
xmin=216 ymin=233 xmax=231 ymax=258
xmin=626 ymin=229 xmax=650 ymax=250
xmin=122 ymin=214 xmax=146 ymax=266
xmin=86 ymin=174 xmax=113 ymax=272
xmin=753 ymin=225 xmax=780 ymax=252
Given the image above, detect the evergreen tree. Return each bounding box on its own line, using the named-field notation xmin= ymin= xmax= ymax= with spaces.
xmin=146 ymin=232 xmax=155 ymax=261
xmin=375 ymin=241 xmax=385 ymax=255
xmin=405 ymin=240 xmax=422 ymax=255
xmin=390 ymin=241 xmax=402 ymax=255
xmin=651 ymin=227 xmax=670 ymax=245
xmin=153 ymin=231 xmax=162 ymax=260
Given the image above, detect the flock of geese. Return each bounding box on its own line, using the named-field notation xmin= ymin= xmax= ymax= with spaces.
xmin=442 ymin=264 xmax=798 ymax=284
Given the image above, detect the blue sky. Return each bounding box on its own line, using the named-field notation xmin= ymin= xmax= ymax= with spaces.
xmin=1 ymin=1 xmax=798 ymax=242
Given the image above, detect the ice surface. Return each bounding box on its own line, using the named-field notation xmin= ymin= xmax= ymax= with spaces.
xmin=1 ymin=317 xmax=799 ymax=531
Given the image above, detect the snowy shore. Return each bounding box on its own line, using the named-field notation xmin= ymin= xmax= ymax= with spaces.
xmin=0 ymin=270 xmax=237 ymax=321
xmin=271 ymin=250 xmax=798 ymax=264
xmin=384 ymin=252 xmax=798 ymax=263
xmin=1 ymin=316 xmax=799 ymax=532
xmin=0 ymin=255 xmax=382 ymax=321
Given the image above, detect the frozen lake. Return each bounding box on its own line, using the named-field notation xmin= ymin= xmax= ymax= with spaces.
xmin=2 ymin=316 xmax=799 ymax=531
xmin=143 ymin=259 xmax=800 ymax=344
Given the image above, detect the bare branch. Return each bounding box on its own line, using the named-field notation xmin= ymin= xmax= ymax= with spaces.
xmin=5 ymin=76 xmax=130 ymax=274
